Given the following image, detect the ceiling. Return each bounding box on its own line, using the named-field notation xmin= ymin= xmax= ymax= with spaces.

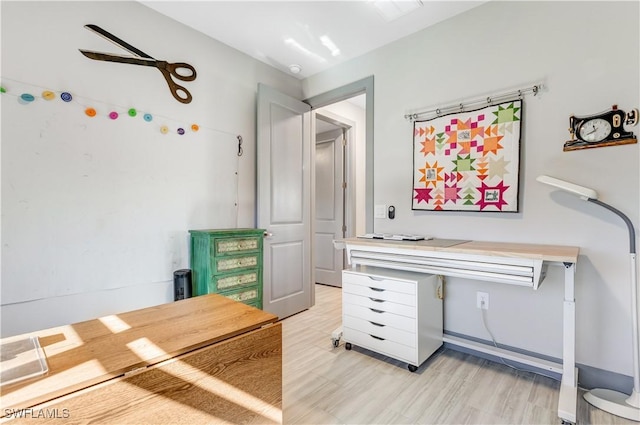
xmin=140 ymin=1 xmax=486 ymax=79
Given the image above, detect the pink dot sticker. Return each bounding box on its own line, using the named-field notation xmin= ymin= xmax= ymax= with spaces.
xmin=109 ymin=111 xmax=119 ymax=120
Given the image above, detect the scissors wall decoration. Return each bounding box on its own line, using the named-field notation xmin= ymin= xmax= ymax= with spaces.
xmin=80 ymin=24 xmax=197 ymax=104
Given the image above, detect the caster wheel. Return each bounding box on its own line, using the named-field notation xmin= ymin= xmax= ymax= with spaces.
xmin=345 ymin=343 xmax=352 ymax=350
xmin=408 ymin=364 xmax=418 ymax=372
xmin=332 ymin=339 xmax=339 ymax=348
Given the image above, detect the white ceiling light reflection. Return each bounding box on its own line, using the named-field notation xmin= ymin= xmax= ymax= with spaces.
xmin=284 ymin=38 xmax=326 ymax=63
xmin=370 ymin=0 xmax=424 ymax=21
xmin=319 ymin=35 xmax=341 ymax=57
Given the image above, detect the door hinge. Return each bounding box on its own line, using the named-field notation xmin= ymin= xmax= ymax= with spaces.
xmin=342 ymin=225 xmax=347 ymax=233
xmin=342 ymin=182 xmax=347 ymax=189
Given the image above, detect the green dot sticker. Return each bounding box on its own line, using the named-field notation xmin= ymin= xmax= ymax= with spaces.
xmin=128 ymin=108 xmax=137 ymax=117
xmin=0 ymin=86 xmax=6 ymax=93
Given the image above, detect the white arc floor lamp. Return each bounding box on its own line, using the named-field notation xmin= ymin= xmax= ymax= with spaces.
xmin=537 ymin=175 xmax=639 ymax=421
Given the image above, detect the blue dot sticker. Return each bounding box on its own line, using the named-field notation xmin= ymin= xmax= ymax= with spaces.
xmin=177 ymin=128 xmax=185 ymax=135
xmin=60 ymin=92 xmax=72 ymax=102
xmin=19 ymin=93 xmax=35 ymax=104
xmin=143 ymin=113 xmax=153 ymax=122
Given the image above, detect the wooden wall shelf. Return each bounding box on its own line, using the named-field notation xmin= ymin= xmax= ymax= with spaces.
xmin=563 ymin=137 xmax=637 ymax=151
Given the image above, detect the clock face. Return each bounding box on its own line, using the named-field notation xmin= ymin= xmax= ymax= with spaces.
xmin=578 ymin=118 xmax=612 ymax=142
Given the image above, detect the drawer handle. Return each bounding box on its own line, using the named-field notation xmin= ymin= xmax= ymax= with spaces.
xmin=369 ymin=297 xmax=384 ymax=303
xmin=369 ymin=287 xmax=385 ymax=292
xmin=369 ymin=321 xmax=384 ymax=327
xmin=367 ymin=276 xmax=385 ymax=281
xmin=370 ymin=335 xmax=385 ymax=341
xmin=369 ymin=308 xmax=384 ymax=313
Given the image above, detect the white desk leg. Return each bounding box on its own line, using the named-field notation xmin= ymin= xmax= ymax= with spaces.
xmin=558 ymin=262 xmax=578 ymax=424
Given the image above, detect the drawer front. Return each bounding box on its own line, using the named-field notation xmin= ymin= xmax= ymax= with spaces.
xmin=343 ymin=302 xmax=416 ymax=331
xmin=343 ymin=315 xmax=415 ymax=347
xmin=214 ymin=254 xmax=259 ymax=274
xmin=343 ymin=281 xmax=415 ymax=307
xmin=212 ymin=270 xmax=260 ymax=292
xmin=215 ymin=236 xmax=261 ymax=255
xmin=343 ymin=327 xmax=416 ymax=365
xmin=343 ymin=271 xmax=415 ymax=295
xmin=221 ymin=285 xmax=261 ymax=305
xmin=342 ymin=292 xmax=416 ymax=318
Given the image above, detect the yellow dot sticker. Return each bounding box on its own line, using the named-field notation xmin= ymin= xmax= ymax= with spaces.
xmin=42 ymin=91 xmax=55 ymax=100
xmin=160 ymin=125 xmax=169 ymax=134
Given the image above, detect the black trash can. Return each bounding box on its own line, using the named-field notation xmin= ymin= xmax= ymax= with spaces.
xmin=174 ymin=269 xmax=192 ymax=301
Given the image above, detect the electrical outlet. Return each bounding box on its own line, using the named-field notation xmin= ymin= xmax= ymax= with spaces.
xmin=476 ymin=291 xmax=489 ymax=310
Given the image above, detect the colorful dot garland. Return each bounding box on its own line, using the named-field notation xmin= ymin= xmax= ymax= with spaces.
xmin=0 ymin=79 xmax=213 ymax=137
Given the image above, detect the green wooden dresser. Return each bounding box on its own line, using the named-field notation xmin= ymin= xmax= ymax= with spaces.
xmin=189 ymin=228 xmax=265 ymax=309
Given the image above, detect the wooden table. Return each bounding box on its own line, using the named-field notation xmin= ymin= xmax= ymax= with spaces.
xmin=0 ymin=294 xmax=282 ymax=424
xmin=337 ymin=237 xmax=580 ymax=424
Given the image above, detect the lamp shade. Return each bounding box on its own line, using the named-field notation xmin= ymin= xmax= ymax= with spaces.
xmin=536 ymin=175 xmax=598 ymax=200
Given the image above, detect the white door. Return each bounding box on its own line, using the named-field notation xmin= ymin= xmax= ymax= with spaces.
xmin=257 ymin=84 xmax=313 ymax=319
xmin=314 ymin=129 xmax=345 ymax=287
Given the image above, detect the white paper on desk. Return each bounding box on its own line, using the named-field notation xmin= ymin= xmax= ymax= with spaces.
xmin=358 ymin=233 xmax=384 ymax=239
xmin=358 ymin=234 xmax=432 ymax=241
xmin=383 ymin=234 xmax=431 ymax=241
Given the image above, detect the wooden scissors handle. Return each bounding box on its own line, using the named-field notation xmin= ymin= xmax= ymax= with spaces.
xmin=156 ymin=64 xmax=193 ymax=104
xmin=160 ymin=62 xmax=197 ymax=82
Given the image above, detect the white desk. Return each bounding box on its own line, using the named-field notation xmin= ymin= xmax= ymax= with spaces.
xmin=336 ymin=237 xmax=580 ymax=424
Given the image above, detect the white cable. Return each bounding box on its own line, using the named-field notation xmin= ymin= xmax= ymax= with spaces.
xmin=480 ymin=303 xmax=560 ymax=382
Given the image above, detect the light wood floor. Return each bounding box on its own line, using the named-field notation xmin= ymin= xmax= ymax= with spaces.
xmin=281 ymin=284 xmax=635 ymax=425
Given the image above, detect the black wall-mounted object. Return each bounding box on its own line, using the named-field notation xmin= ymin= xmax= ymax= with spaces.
xmin=174 ymin=269 xmax=192 ymax=301
xmin=388 ymin=205 xmax=395 ymax=219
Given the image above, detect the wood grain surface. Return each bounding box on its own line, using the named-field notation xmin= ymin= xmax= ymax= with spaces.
xmin=1 ymin=294 xmax=277 ymax=412
xmin=342 ymin=238 xmax=579 ymax=263
xmin=5 ymin=324 xmax=282 ymax=424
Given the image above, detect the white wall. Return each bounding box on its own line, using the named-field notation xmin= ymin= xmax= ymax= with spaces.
xmin=304 ymin=1 xmax=640 ymax=378
xmin=0 ymin=1 xmax=302 ymax=336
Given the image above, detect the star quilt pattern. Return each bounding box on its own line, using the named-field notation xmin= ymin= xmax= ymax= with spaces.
xmin=412 ymin=100 xmax=522 ymax=212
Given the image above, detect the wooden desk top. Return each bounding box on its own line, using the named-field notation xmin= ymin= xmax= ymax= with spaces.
xmin=342 ymin=238 xmax=579 ymax=263
xmin=0 ymin=294 xmax=278 ymax=411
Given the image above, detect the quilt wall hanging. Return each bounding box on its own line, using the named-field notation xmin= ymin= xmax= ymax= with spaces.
xmin=412 ymin=99 xmax=522 ymax=212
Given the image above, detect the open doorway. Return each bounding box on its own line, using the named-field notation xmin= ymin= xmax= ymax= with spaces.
xmin=256 ymin=77 xmax=372 ymax=316
xmin=313 ymin=94 xmax=366 ymax=287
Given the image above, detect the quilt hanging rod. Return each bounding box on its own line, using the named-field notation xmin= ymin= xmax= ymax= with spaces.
xmin=404 ymin=84 xmax=542 ymax=122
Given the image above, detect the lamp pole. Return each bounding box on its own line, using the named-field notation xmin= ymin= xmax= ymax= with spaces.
xmin=537 ymin=175 xmax=640 ymax=421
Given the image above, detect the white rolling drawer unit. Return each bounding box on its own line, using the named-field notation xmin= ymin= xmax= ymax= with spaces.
xmin=342 ymin=265 xmax=443 ymax=371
